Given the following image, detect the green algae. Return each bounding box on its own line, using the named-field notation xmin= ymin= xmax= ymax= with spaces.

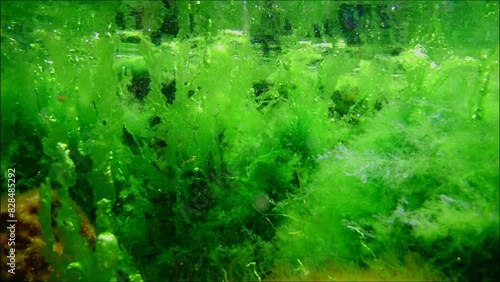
xmin=1 ymin=1 xmax=498 ymax=281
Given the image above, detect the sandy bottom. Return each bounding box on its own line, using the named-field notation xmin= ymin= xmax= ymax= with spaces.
xmin=267 ymin=252 xmax=445 ymax=281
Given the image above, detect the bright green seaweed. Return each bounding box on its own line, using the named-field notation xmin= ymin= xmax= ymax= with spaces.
xmin=1 ymin=1 xmax=498 ymax=281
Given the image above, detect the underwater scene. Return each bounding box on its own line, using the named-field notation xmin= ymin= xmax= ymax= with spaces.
xmin=1 ymin=1 xmax=498 ymax=281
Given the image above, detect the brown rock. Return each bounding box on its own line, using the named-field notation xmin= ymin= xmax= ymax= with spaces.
xmin=1 ymin=189 xmax=95 ymax=282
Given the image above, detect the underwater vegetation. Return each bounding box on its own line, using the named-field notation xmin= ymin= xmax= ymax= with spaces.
xmin=1 ymin=1 xmax=499 ymax=281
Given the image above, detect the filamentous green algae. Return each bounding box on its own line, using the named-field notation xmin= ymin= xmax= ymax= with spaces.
xmin=1 ymin=1 xmax=498 ymax=281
